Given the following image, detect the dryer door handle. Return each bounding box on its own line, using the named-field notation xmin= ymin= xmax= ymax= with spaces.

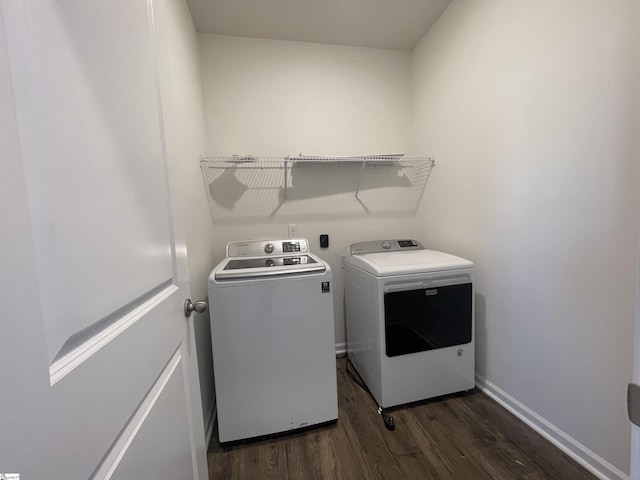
xmin=384 ymin=282 xmax=425 ymax=294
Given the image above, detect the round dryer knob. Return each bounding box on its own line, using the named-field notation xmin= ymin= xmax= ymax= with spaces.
xmin=264 ymin=243 xmax=274 ymax=254
xmin=382 ymin=240 xmax=391 ymax=249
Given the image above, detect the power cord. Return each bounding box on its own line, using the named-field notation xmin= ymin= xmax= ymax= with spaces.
xmin=345 ymin=357 xmax=395 ymax=431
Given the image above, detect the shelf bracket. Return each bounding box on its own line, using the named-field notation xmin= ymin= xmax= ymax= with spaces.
xmin=354 ymin=159 xmax=367 ymax=201
xmin=284 ymin=158 xmax=289 ymax=201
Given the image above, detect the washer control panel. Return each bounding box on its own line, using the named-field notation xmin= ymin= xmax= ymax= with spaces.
xmin=350 ymin=239 xmax=424 ymax=255
xmin=227 ymin=238 xmax=309 ymax=257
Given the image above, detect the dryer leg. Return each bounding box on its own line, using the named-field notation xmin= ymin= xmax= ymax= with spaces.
xmin=377 ymin=406 xmax=395 ymax=431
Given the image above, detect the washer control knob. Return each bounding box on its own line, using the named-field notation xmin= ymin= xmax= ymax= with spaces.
xmin=264 ymin=243 xmax=274 ymax=254
xmin=382 ymin=240 xmax=391 ymax=249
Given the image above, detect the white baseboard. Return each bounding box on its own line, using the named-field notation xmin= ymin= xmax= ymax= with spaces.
xmin=335 ymin=342 xmax=347 ymax=357
xmin=204 ymin=395 xmax=216 ymax=449
xmin=476 ymin=374 xmax=629 ymax=480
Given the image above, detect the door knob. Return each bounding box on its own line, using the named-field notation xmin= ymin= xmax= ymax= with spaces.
xmin=184 ymin=298 xmax=208 ymax=317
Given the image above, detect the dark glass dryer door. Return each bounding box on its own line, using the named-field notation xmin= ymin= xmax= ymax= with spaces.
xmin=384 ymin=283 xmax=472 ymax=357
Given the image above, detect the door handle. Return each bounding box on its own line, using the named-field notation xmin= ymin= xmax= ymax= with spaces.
xmin=184 ymin=298 xmax=208 ymax=318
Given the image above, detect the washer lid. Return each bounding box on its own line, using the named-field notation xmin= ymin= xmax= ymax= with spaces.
xmin=345 ymin=249 xmax=473 ymax=276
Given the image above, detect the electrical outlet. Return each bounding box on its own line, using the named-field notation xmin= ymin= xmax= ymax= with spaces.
xmin=288 ymin=224 xmax=298 ymax=238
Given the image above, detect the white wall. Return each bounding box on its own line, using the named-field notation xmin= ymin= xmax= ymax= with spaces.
xmin=411 ymin=1 xmax=640 ymax=476
xmin=198 ymin=34 xmax=416 ymax=347
xmin=199 ymin=34 xmax=411 ymax=157
xmin=156 ymin=0 xmax=217 ymax=434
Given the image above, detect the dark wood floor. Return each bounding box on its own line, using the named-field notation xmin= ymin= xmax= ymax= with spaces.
xmin=208 ymin=358 xmax=596 ymax=480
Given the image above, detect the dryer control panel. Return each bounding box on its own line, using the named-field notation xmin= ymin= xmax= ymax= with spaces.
xmin=350 ymin=239 xmax=424 ymax=255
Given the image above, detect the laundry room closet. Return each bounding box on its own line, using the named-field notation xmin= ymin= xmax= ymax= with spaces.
xmin=181 ymin=2 xmax=640 ymax=478
xmin=4 ymin=1 xmax=636 ymax=478
xmin=0 ymin=0 xmax=640 ymax=480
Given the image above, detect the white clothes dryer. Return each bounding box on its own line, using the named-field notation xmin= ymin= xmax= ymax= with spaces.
xmin=344 ymin=239 xmax=474 ymax=410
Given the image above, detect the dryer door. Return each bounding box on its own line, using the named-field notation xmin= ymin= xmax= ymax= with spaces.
xmin=383 ymin=280 xmax=472 ymax=357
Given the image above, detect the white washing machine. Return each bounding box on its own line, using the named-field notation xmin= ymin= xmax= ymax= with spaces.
xmin=344 ymin=239 xmax=474 ymax=410
xmin=208 ymin=238 xmax=338 ymax=443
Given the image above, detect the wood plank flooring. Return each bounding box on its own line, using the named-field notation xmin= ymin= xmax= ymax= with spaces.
xmin=208 ymin=358 xmax=596 ymax=480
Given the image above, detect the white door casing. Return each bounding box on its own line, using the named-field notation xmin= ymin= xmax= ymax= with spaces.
xmin=631 ymin=225 xmax=640 ymax=478
xmin=0 ymin=1 xmax=207 ymax=478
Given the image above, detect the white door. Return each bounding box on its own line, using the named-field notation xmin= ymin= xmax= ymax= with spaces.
xmin=0 ymin=1 xmax=208 ymax=479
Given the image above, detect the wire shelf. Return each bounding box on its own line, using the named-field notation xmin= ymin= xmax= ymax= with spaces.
xmin=200 ymin=155 xmax=435 ymax=221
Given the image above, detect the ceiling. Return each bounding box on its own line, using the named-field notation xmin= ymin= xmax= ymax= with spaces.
xmin=185 ymin=0 xmax=453 ymax=51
